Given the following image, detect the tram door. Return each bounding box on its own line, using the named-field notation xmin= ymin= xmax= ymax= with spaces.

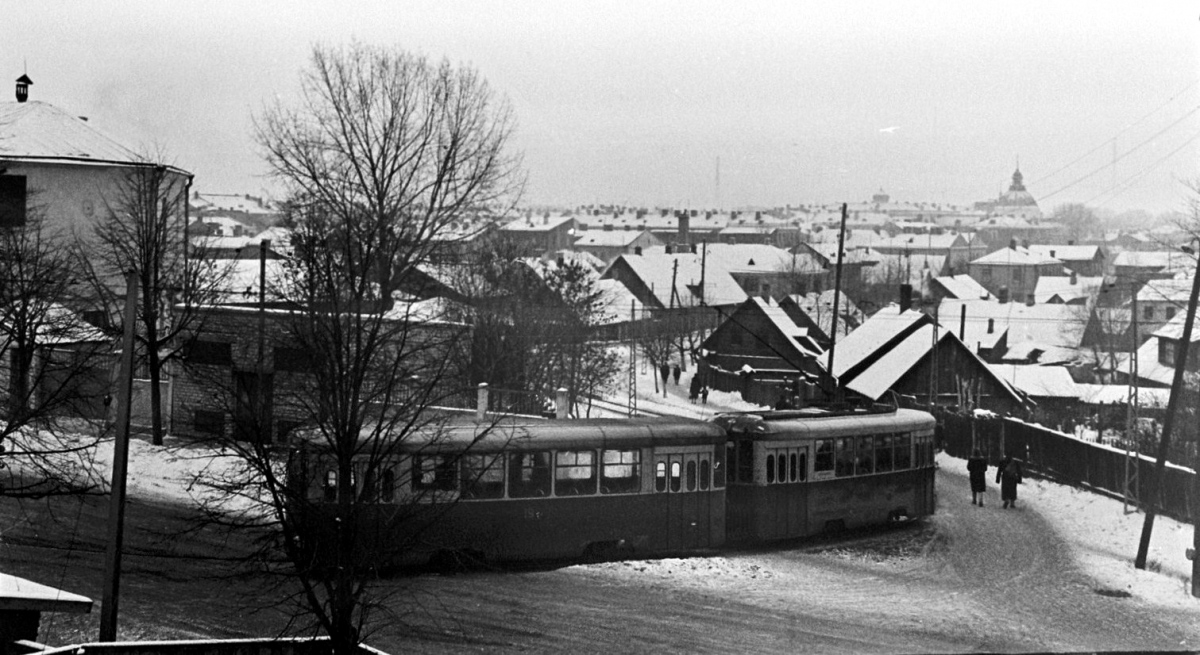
xmin=654 ymin=451 xmax=710 ymax=551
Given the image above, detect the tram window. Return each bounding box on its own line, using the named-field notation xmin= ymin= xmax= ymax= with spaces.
xmin=875 ymin=435 xmax=894 ymax=473
xmin=655 ymin=461 xmax=667 ymax=492
xmin=508 ymin=451 xmax=552 ymax=498
xmin=895 ymin=435 xmax=913 ymax=469
xmin=670 ymin=461 xmax=682 ymax=492
xmin=381 ymin=469 xmax=396 ymax=502
xmin=736 ymin=440 xmax=754 ymax=483
xmin=601 ymin=449 xmax=641 ymax=494
xmin=814 ymin=439 xmax=834 ymax=475
xmin=766 ymin=454 xmax=776 ymax=483
xmin=555 ymin=450 xmax=597 ymax=496
xmin=686 ymin=460 xmax=697 ymax=491
xmin=777 ymin=452 xmax=787 ymax=483
xmin=461 ymin=454 xmax=505 ymax=499
xmin=323 ymin=470 xmax=337 ymax=501
xmin=835 ymin=437 xmax=855 ymax=477
xmin=789 ymin=453 xmax=798 ymax=482
xmin=856 ymin=436 xmax=874 ymax=475
xmin=700 ymin=459 xmax=711 ymax=490
xmin=798 ymin=452 xmax=807 ymax=481
xmin=413 ymin=455 xmax=456 ymax=492
xmin=713 ymin=447 xmax=726 ymax=488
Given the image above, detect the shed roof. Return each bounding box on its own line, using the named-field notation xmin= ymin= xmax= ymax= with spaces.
xmin=0 ymin=572 xmax=92 ymax=613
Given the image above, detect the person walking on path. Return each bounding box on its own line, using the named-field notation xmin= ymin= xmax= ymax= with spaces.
xmin=659 ymin=363 xmax=670 ymax=395
xmin=701 ymin=386 xmax=709 ymax=404
xmin=967 ymin=449 xmax=988 ymax=506
xmin=672 ymin=364 xmax=681 ymax=386
xmin=997 ymin=454 xmax=1023 ymax=508
xmin=688 ymin=375 xmax=701 ymax=403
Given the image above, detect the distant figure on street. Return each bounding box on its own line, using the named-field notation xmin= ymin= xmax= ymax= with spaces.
xmin=688 ymin=375 xmax=701 ymax=403
xmin=996 ymin=455 xmax=1023 ymax=509
xmin=659 ymin=363 xmax=670 ymax=392
xmin=701 ymin=386 xmax=709 ymax=404
xmin=967 ymin=449 xmax=988 ymax=506
xmin=672 ymin=364 xmax=681 ymax=386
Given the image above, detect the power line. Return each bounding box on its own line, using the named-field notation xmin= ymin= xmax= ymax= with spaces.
xmin=1030 ymin=78 xmax=1200 ymax=188
xmin=1037 ymin=103 xmax=1200 ymax=203
xmin=1080 ymin=129 xmax=1200 ymax=207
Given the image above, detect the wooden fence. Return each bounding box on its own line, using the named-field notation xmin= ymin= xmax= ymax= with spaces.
xmin=941 ymin=412 xmax=1197 ymax=523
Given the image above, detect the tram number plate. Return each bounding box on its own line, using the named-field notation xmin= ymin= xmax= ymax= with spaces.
xmin=524 ymin=508 xmax=543 ymax=520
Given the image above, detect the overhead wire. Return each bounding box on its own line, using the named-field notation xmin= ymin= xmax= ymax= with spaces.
xmin=1080 ymin=128 xmax=1200 ymax=207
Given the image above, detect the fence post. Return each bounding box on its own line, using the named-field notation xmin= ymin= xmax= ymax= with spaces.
xmin=556 ymin=388 xmax=569 ymax=420
xmin=476 ymin=383 xmax=488 ymax=420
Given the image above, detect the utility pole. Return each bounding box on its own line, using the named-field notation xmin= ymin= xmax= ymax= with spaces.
xmin=627 ymin=300 xmax=637 ymax=417
xmin=826 ymin=203 xmax=848 ymax=398
xmin=1125 ymin=282 xmax=1140 ymax=514
xmin=257 ymin=239 xmax=270 ymax=442
xmin=1135 ymin=253 xmax=1200 ymax=570
xmin=100 ymin=271 xmax=138 ymax=642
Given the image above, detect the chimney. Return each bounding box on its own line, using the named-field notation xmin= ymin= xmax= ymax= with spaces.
xmin=1070 ymin=271 xmax=1077 ymax=285
xmin=634 ymin=246 xmax=642 ymax=256
xmin=603 ymin=223 xmax=613 ymax=231
xmin=661 ymin=208 xmax=669 ymax=217
xmin=1049 ymin=250 xmax=1055 ymax=258
xmin=899 ymin=284 xmax=912 ymax=312
xmin=987 ymin=318 xmax=995 ymax=334
xmin=998 ymin=286 xmax=1009 ymax=304
xmin=1009 ymin=238 xmax=1017 ymax=250
xmin=678 ymin=212 xmax=690 ymax=246
xmin=1026 ymin=293 xmax=1035 ymax=307
xmin=15 ymin=74 xmax=31 ymax=103
xmin=690 ymin=243 xmax=697 ymax=254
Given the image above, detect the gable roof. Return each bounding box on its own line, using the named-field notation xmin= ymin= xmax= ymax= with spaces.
xmin=1025 ymin=244 xmax=1100 ymax=262
xmin=933 ymin=274 xmax=990 ymax=300
xmin=0 ymin=100 xmax=188 ymax=176
xmin=988 ymin=364 xmax=1080 ymax=398
xmin=970 ymin=245 xmax=1061 ymax=267
xmin=605 ymin=250 xmax=747 ymax=308
xmin=574 ymin=230 xmax=653 ymax=248
xmin=938 ymin=297 xmax=1087 ymax=350
xmin=1034 ymin=274 xmax=1104 ymax=304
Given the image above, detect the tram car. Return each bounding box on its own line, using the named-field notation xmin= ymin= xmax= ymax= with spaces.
xmin=713 ymin=406 xmax=937 ymax=542
xmin=291 ymin=415 xmax=728 ymax=567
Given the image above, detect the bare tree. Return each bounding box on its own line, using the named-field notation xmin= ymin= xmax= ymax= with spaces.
xmin=0 ymin=210 xmax=108 ymax=497
xmin=84 ymin=160 xmax=228 ymax=446
xmin=188 ymin=42 xmax=523 ymax=654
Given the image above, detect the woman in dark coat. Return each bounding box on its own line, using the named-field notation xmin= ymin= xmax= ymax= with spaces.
xmin=967 ymin=449 xmax=988 ymax=506
xmin=997 ymin=455 xmax=1023 ymax=508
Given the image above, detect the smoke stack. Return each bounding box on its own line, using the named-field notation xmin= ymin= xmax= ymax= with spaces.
xmin=987 ymin=318 xmax=995 ymax=334
xmin=899 ymin=284 xmax=913 ymax=312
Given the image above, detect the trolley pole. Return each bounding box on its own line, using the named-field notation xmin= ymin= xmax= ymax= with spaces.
xmin=100 ymin=271 xmax=138 ymax=642
xmin=826 ymin=203 xmax=848 ymax=398
xmin=1135 ymin=251 xmax=1200 ymax=570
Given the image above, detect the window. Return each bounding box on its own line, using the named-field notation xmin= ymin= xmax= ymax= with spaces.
xmin=700 ymin=460 xmax=711 ymax=490
xmin=0 ymin=175 xmax=27 ymax=228
xmin=412 ymin=455 xmax=456 ymax=492
xmin=273 ymin=346 xmax=313 ymax=373
xmin=1166 ymin=306 xmax=1177 ymax=320
xmin=655 ymin=461 xmax=667 ymax=492
xmin=555 ymin=450 xmax=597 ymax=496
xmin=875 ymin=435 xmax=894 ymax=473
xmin=461 ymin=454 xmax=504 ymax=499
xmin=766 ymin=454 xmax=776 ymax=483
xmin=686 ymin=460 xmax=697 ymax=491
xmin=894 ymin=435 xmax=913 ymax=469
xmin=855 ymin=436 xmax=874 ymax=475
xmin=789 ymin=453 xmax=798 ymax=482
xmin=380 ymin=469 xmax=396 ymax=502
xmin=981 ymin=268 xmax=992 ymax=283
xmin=508 ymin=451 xmax=551 ymax=497
xmin=187 ymin=340 xmax=233 ymax=366
xmin=1144 ymin=306 xmax=1154 ymax=320
xmin=670 ymin=461 xmax=682 ymax=492
xmin=713 ymin=446 xmax=726 ymax=488
xmin=323 ymin=470 xmax=337 ymax=502
xmin=835 ymin=437 xmax=855 ymax=477
xmin=193 ymin=410 xmax=224 ymax=436
xmin=1011 ymin=268 xmax=1023 ymax=284
xmin=776 ymin=452 xmax=787 ymax=482
xmin=601 ymin=449 xmax=641 ymax=494
xmin=814 ymin=439 xmax=834 ymax=476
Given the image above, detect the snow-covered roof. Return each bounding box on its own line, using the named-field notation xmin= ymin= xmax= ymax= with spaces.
xmin=1150 ymin=311 xmax=1200 ymax=342
xmin=0 ymin=100 xmax=187 ymax=177
xmin=970 ymin=246 xmax=1061 ymax=267
xmin=827 ymin=308 xmax=927 ymax=379
xmin=191 ymin=192 xmax=276 ymax=214
xmin=1034 ymin=274 xmax=1104 ymax=304
xmin=752 ymin=297 xmax=821 ymax=357
xmin=0 ymin=302 xmax=106 ymax=345
xmin=1077 ymin=384 xmax=1171 ymax=407
xmin=934 ymin=274 xmax=990 ymax=300
xmin=696 ymin=243 xmax=816 ymax=274
xmin=574 ymin=230 xmax=650 ymax=248
xmin=1136 ymin=278 xmax=1193 ymax=304
xmin=501 ymin=213 xmax=575 ymax=232
xmin=988 ymin=364 xmax=1079 ymax=398
xmin=863 ymin=253 xmax=945 ymax=286
xmin=608 ymin=250 xmax=749 ymax=308
xmin=1025 ymin=244 xmax=1099 ymax=262
xmin=938 ymin=297 xmax=1086 ymax=350
xmin=1113 ymin=250 xmax=1194 ymax=271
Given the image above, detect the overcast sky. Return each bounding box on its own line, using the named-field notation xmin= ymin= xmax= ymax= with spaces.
xmin=3 ymin=1 xmax=1198 ymax=213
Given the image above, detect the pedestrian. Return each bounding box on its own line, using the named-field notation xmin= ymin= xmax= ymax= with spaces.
xmin=659 ymin=363 xmax=670 ymax=389
xmin=672 ymin=364 xmax=681 ymax=386
xmin=688 ymin=374 xmax=701 ymax=403
xmin=996 ymin=454 xmax=1023 ymax=509
xmin=967 ymin=449 xmax=988 ymax=506
xmin=701 ymin=386 xmax=709 ymax=404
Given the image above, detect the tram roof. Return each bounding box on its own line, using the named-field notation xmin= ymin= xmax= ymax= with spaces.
xmin=712 ymin=406 xmax=934 ymax=438
xmin=301 ymin=415 xmax=728 ymax=453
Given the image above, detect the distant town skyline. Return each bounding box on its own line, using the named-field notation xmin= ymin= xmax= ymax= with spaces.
xmin=3 ymin=1 xmax=1198 ymax=214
